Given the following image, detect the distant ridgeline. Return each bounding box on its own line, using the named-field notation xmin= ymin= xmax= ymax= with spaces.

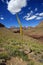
xmin=0 ymin=23 xmax=5 ymax=27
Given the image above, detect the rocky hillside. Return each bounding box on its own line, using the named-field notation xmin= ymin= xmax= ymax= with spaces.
xmin=23 ymin=21 xmax=43 ymax=42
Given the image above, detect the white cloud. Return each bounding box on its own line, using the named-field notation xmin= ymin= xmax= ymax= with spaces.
xmin=35 ymin=13 xmax=39 ymax=16
xmin=7 ymin=0 xmax=27 ymax=14
xmin=35 ymin=8 xmax=38 ymax=11
xmin=39 ymin=12 xmax=43 ymax=16
xmin=23 ymin=10 xmax=33 ymax=19
xmin=28 ymin=10 xmax=33 ymax=17
xmin=30 ymin=10 xmax=33 ymax=14
xmin=23 ymin=12 xmax=43 ymax=21
xmin=36 ymin=17 xmax=43 ymax=20
xmin=23 ymin=16 xmax=27 ymax=19
xmin=0 ymin=17 xmax=4 ymax=20
xmin=27 ymin=13 xmax=31 ymax=17
xmin=25 ymin=15 xmax=36 ymax=21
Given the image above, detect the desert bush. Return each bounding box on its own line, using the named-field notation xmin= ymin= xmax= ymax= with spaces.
xmin=0 ymin=39 xmax=3 ymax=43
xmin=0 ymin=52 xmax=10 ymax=60
xmin=27 ymin=61 xmax=34 ymax=65
xmin=4 ymin=45 xmax=29 ymax=61
xmin=13 ymin=50 xmax=29 ymax=61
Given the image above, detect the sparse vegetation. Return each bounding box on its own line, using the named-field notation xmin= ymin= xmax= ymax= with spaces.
xmin=0 ymin=22 xmax=43 ymax=65
xmin=0 ymin=52 xmax=10 ymax=60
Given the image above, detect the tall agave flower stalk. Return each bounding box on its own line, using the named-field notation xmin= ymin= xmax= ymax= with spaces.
xmin=16 ymin=14 xmax=23 ymax=35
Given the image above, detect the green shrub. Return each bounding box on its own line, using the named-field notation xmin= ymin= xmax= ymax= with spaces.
xmin=0 ymin=52 xmax=10 ymax=60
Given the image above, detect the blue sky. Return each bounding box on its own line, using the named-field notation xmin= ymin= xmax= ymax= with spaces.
xmin=0 ymin=0 xmax=43 ymax=28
